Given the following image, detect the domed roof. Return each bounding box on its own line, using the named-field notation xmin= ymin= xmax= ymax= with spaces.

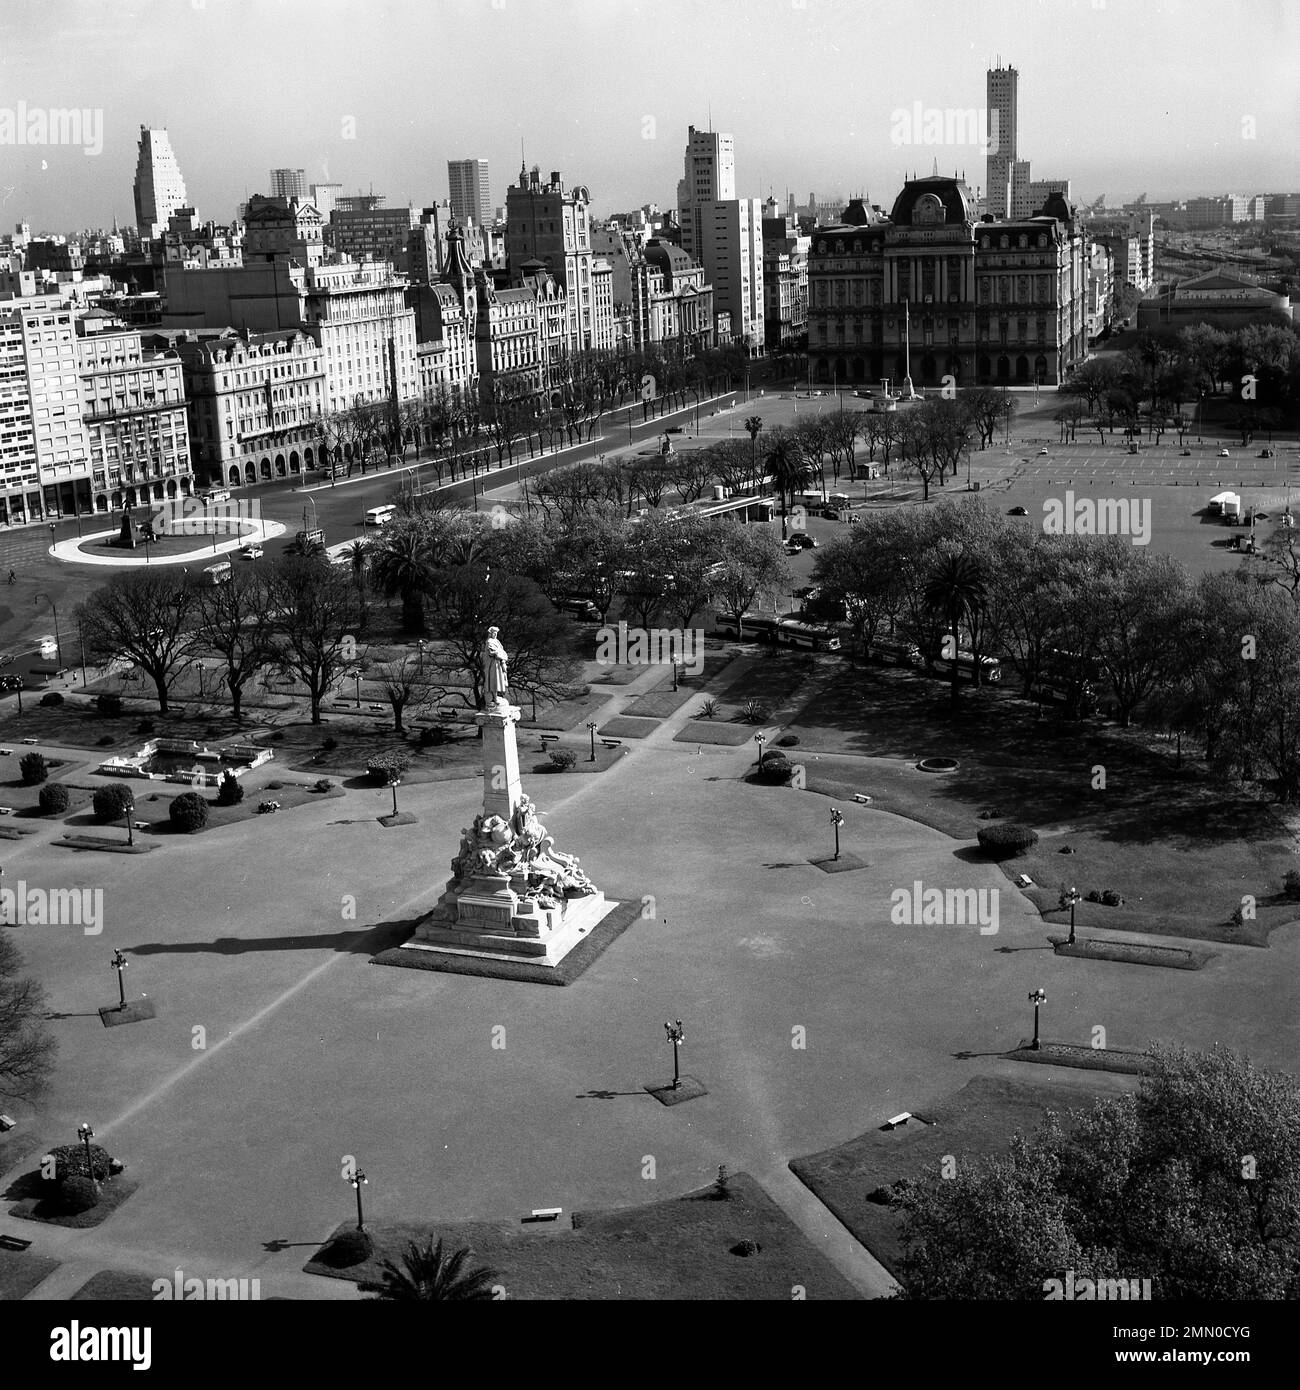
xmin=841 ymin=197 xmax=882 ymax=227
xmin=888 ymin=176 xmax=974 ymax=227
xmin=1038 ymin=190 xmax=1076 ymax=224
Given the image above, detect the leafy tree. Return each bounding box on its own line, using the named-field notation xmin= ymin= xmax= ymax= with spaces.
xmin=365 ymin=1238 xmax=499 ymax=1301
xmin=710 ymin=524 xmax=791 ymax=639
xmin=77 ymin=569 xmax=198 ymax=715
xmin=0 ymin=917 xmax=56 ymax=1100
xmin=896 ymin=1046 xmax=1300 ymax=1300
xmin=764 ymin=429 xmax=814 ymax=533
xmin=191 ymin=568 xmax=277 ymax=723
xmin=924 ymin=552 xmax=987 ymax=707
xmin=265 ymin=558 xmax=359 ymax=725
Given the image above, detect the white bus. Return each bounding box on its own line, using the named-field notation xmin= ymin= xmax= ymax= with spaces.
xmin=716 ymin=613 xmax=781 ymax=642
xmin=776 ymin=618 xmax=842 ymax=652
xmin=364 ymin=504 xmax=397 ymax=527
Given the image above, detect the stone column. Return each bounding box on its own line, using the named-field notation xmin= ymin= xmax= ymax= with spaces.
xmin=476 ymin=701 xmax=523 ymax=823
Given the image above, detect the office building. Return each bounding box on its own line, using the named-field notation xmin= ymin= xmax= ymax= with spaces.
xmin=269 ymin=168 xmax=308 ymax=201
xmin=676 ymin=126 xmax=736 ymax=265
xmin=133 ymin=127 xmax=190 ymax=240
xmin=448 ymin=158 xmax=491 ymax=228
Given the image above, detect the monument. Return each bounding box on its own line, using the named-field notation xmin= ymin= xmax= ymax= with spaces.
xmin=407 ymin=628 xmax=616 ymax=967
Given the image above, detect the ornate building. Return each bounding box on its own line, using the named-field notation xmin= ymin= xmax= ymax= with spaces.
xmin=807 ymin=176 xmax=1087 ymax=389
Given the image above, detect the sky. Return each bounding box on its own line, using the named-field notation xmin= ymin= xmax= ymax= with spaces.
xmin=1 ymin=0 xmax=1297 ymax=234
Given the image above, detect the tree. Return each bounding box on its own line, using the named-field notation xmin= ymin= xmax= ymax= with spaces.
xmin=191 ymin=568 xmax=277 ymax=722
xmin=764 ymin=429 xmax=813 ymax=534
xmin=744 ymin=414 xmax=764 ymax=479
xmin=710 ymin=524 xmax=791 ymax=640
xmin=896 ymin=1046 xmax=1300 ymax=1300
xmin=338 ymin=539 xmax=371 ymax=630
xmin=925 ymin=552 xmax=987 ymax=707
xmin=0 ymin=934 xmax=56 ymax=1101
xmin=265 ymin=558 xmax=359 ymax=725
xmin=375 ymin=653 xmax=434 ymax=735
xmin=812 ymin=519 xmax=909 ymax=661
xmin=77 ymin=569 xmax=198 ymax=715
xmin=368 ymin=518 xmax=439 ymax=634
xmin=365 ymin=1239 xmax=498 ymax=1301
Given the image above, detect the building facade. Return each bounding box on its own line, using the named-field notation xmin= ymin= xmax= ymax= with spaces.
xmin=677 ymin=126 xmax=736 ymax=265
xmin=505 ymin=166 xmax=614 ymax=354
xmin=806 ymin=177 xmax=1087 ymax=389
xmin=241 ymin=195 xmax=326 ymax=267
xmin=761 ymin=199 xmax=810 ymax=351
xmin=694 ymin=198 xmax=765 ymax=354
xmin=986 ymin=65 xmax=1019 ymax=219
xmin=330 ymin=205 xmax=422 ymax=272
xmin=1136 ymin=270 xmax=1293 ymax=331
xmin=269 ymin=168 xmax=307 ymax=201
xmin=167 ymin=327 xmax=325 ymax=488
xmin=77 ymin=310 xmax=193 ymax=512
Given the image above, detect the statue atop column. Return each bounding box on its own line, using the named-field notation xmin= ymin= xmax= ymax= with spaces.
xmin=484 ymin=626 xmax=510 ymax=708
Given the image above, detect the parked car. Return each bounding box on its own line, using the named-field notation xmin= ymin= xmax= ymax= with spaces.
xmin=786 ymin=533 xmax=817 ymax=549
xmin=665 ymin=425 xmax=683 ymax=434
xmin=1038 ymin=448 xmax=1049 ymax=456
xmin=1260 ymin=448 xmax=1274 ymax=458
xmin=1219 ymin=449 xmax=1231 ymax=457
xmin=822 ymin=508 xmax=841 ymax=521
xmin=240 ymin=544 xmax=263 ymax=560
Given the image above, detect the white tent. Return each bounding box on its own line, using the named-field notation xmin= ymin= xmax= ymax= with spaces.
xmin=1210 ymin=491 xmax=1240 ymax=507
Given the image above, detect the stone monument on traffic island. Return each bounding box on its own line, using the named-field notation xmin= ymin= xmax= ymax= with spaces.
xmin=407 ymin=628 xmax=616 ymax=968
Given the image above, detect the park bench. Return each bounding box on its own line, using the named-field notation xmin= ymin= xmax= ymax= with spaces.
xmin=0 ymin=807 xmax=12 ymax=816
xmin=539 ymin=733 xmax=560 ymax=750
xmin=523 ymin=1207 xmax=563 ymax=1223
xmin=21 ymin=738 xmax=38 ymax=745
xmin=852 ymin=793 xmax=871 ymax=804
xmin=884 ymin=1112 xmax=913 ymax=1130
xmin=0 ymin=1114 xmax=14 ymax=1131
xmin=0 ymin=1234 xmax=32 ymax=1251
xmin=601 ymin=739 xmax=622 ymax=751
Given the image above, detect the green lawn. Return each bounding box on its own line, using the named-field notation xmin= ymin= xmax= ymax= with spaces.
xmin=784 ymin=666 xmax=1300 ymax=946
xmin=305 ymin=1173 xmax=861 ymax=1300
xmin=790 ymin=1075 xmax=1132 ymax=1281
xmin=0 ymin=1248 xmax=60 ymax=1300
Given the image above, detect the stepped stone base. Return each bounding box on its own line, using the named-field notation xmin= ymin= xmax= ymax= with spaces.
xmin=408 ymin=891 xmax=618 ymax=968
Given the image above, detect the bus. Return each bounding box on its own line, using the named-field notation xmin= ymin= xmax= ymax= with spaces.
xmin=715 ymin=613 xmax=781 ymax=642
xmin=364 ymin=504 xmax=397 ymax=527
xmin=202 ymin=561 xmax=233 ymax=585
xmin=933 ymin=649 xmax=1002 ymax=682
xmin=775 ymin=618 xmax=842 ymax=652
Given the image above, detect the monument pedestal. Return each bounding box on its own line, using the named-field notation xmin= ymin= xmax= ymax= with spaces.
xmin=406 ymin=701 xmax=616 ymax=969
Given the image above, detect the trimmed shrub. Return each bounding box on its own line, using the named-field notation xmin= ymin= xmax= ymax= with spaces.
xmin=318 ymin=1228 xmax=373 ymax=1268
xmin=97 ymin=734 xmax=115 ymax=746
xmin=38 ymin=783 xmax=69 ymax=815
xmin=40 ymin=691 xmax=64 ymax=707
xmin=549 ymin=748 xmax=577 ymax=772
xmin=730 ymin=1240 xmax=762 ymax=1257
xmin=756 ymin=751 xmax=792 ymax=784
xmin=366 ymin=751 xmax=411 ymax=785
xmin=776 ymin=734 xmax=799 ymax=747
xmin=169 ymin=791 xmax=208 ymax=833
xmin=19 ymin=752 xmax=48 ymax=785
xmin=975 ymin=823 xmax=1039 ymax=860
xmin=1283 ymin=869 xmax=1300 ymax=901
xmin=47 ymin=1142 xmax=114 ymax=1184
xmin=1100 ymin=889 xmax=1123 ymax=907
xmin=1085 ymin=889 xmax=1102 ymax=903
xmin=61 ymin=1175 xmax=101 ymax=1213
xmin=215 ymin=771 xmax=244 ymax=806
xmin=136 ymin=719 xmax=155 ymax=735
xmin=93 ymin=783 xmax=135 ymax=821
xmin=418 ymin=725 xmax=449 ymax=747
xmin=313 ymin=778 xmax=333 ymax=793
xmin=96 ymin=693 xmax=123 ymax=717
xmin=322 ymin=737 xmax=338 ymax=751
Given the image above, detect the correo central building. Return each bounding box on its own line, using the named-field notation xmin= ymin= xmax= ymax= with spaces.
xmin=806 ymin=175 xmax=1087 ymax=389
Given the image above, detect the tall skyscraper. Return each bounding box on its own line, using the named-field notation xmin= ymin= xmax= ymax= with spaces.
xmin=269 ymin=168 xmax=307 ymax=200
xmin=133 ymin=127 xmax=189 ymax=239
xmin=676 ymin=125 xmax=736 ymax=262
xmin=448 ymin=158 xmax=491 ymax=227
xmin=986 ymin=64 xmax=1018 ymax=218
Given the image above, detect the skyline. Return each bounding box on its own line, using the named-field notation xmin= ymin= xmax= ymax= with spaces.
xmin=2 ymin=0 xmax=1298 ymax=234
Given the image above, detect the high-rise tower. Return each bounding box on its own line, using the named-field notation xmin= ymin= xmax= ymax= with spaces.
xmin=133 ymin=127 xmax=189 ymax=239
xmin=676 ymin=125 xmax=736 ymax=262
xmin=448 ymin=158 xmax=491 ymax=227
xmin=985 ymin=64 xmax=1018 ymax=218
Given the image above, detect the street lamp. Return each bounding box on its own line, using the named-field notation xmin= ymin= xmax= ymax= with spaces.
xmin=349 ymin=1168 xmax=368 ymax=1231
xmin=388 ymin=777 xmax=401 ymax=817
xmin=1028 ymin=988 xmax=1047 ymax=1050
xmin=77 ymin=1122 xmax=97 ymax=1183
xmin=33 ymin=592 xmax=62 ymax=665
xmin=664 ymin=1020 xmax=685 ymax=1090
xmin=124 ymin=807 xmax=134 ymax=847
xmin=110 ymin=949 xmax=128 ymax=1011
xmin=1059 ymin=885 xmax=1082 ymax=946
xmin=671 ymin=656 xmax=680 ymax=692
xmin=754 ymin=731 xmax=766 ymax=769
xmin=586 ymin=721 xmax=598 ymax=762
xmin=830 ymin=807 xmax=845 ymax=861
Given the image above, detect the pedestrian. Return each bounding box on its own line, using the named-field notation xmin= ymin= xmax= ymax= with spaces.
xmin=6 ymin=569 xmax=13 ymax=584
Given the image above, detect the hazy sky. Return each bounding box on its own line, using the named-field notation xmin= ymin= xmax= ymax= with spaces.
xmin=2 ymin=0 xmax=1297 ymax=234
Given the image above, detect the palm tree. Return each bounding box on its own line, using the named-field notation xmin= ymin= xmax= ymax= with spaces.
xmin=924 ymin=553 xmax=987 ymax=709
xmin=764 ymin=431 xmax=813 ymax=538
xmin=339 ymin=539 xmax=370 ymax=630
xmin=366 ymin=1239 xmax=499 ymax=1301
xmin=369 ymin=523 xmax=438 ymax=633
xmin=744 ymin=415 xmax=764 ymax=480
